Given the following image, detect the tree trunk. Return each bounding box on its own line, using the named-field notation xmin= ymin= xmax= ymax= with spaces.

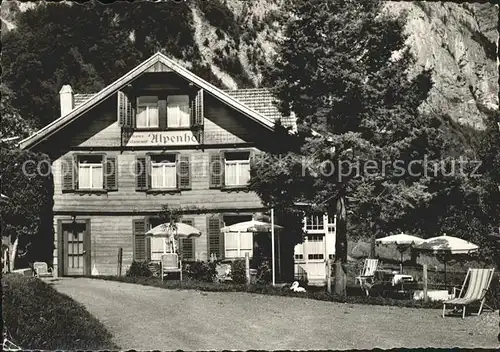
xmin=9 ymin=236 xmax=18 ymax=272
xmin=410 ymin=247 xmax=418 ymax=265
xmin=370 ymin=231 xmax=376 ymax=259
xmin=334 ymin=196 xmax=348 ymax=296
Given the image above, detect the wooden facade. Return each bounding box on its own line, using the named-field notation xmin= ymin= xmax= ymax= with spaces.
xmin=22 ymin=54 xmax=299 ymax=277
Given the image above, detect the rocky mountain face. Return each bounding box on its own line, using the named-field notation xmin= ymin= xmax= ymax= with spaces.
xmin=1 ymin=0 xmax=498 ymax=130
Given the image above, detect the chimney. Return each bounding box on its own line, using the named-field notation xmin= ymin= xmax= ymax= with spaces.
xmin=59 ymin=85 xmax=74 ymax=117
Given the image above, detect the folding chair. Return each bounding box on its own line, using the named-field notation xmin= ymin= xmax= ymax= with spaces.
xmin=442 ymin=268 xmax=495 ymax=319
xmin=355 ymin=259 xmax=379 ymax=296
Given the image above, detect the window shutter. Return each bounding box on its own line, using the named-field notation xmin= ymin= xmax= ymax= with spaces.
xmin=73 ymin=154 xmax=79 ymax=190
xmin=249 ymin=150 xmax=256 ymax=183
xmin=180 ymin=218 xmax=195 ymax=261
xmin=158 ymin=98 xmax=167 ymax=129
xmin=190 ymin=89 xmax=204 ymax=127
xmin=135 ymin=156 xmax=148 ymax=191
xmin=128 ymin=96 xmax=135 ymax=127
xmin=105 ymin=155 xmax=118 ymax=191
xmin=117 ymin=91 xmax=131 ymax=127
xmin=196 ymin=89 xmax=204 ymax=126
xmin=209 ymin=152 xmax=223 ymax=189
xmin=177 ymin=154 xmax=191 ymax=190
xmin=61 ymin=155 xmax=75 ymax=192
xmin=207 ymin=215 xmax=224 ymax=259
xmin=133 ymin=219 xmax=149 ymax=261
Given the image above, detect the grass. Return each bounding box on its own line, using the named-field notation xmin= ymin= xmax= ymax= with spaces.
xmin=2 ymin=274 xmax=119 ymax=350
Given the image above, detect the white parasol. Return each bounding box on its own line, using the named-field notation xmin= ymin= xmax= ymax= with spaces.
xmin=415 ymin=234 xmax=479 ymax=286
xmin=146 ymin=222 xmax=201 ymax=254
xmin=376 ymin=233 xmax=424 ymax=273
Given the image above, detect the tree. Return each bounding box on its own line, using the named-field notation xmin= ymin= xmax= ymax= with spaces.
xmin=0 ymin=149 xmax=54 ymax=270
xmin=1 ymin=2 xmax=141 ymax=129
xmin=250 ymin=0 xmax=448 ymax=296
xmin=0 ymin=84 xmax=34 ymax=141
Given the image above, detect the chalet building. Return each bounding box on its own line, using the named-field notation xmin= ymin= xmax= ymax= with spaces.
xmin=20 ymin=52 xmax=335 ymax=283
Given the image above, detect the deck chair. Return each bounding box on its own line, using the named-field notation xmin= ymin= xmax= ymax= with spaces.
xmin=33 ymin=262 xmax=52 ymax=278
xmin=442 ymin=268 xmax=495 ymax=319
xmin=355 ymin=259 xmax=379 ymax=296
xmin=160 ymin=253 xmax=182 ymax=282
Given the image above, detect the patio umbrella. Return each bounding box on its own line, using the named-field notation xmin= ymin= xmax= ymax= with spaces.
xmin=146 ymin=222 xmax=201 ymax=254
xmin=221 ymin=218 xmax=284 ymax=285
xmin=220 ymin=220 xmax=283 ymax=233
xmin=414 ymin=234 xmax=479 ymax=287
xmin=376 ymin=233 xmax=424 ymax=273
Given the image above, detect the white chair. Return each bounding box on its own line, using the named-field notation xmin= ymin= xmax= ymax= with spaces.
xmin=355 ymin=259 xmax=379 ymax=296
xmin=33 ymin=262 xmax=52 ymax=278
xmin=160 ymin=253 xmax=182 ymax=282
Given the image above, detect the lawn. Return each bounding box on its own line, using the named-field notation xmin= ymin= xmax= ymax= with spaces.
xmin=2 ymin=274 xmax=119 ymax=350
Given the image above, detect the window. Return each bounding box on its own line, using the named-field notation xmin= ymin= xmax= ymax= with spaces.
xmin=294 ymin=254 xmax=304 ymax=260
xmin=151 ymin=154 xmax=177 ymax=189
xmin=136 ymin=96 xmax=159 ymax=128
xmin=223 ymin=215 xmax=253 ymax=259
xmin=149 ymin=219 xmax=166 ymax=261
xmin=78 ymin=155 xmax=103 ymax=190
xmin=308 ymin=254 xmax=324 ymax=260
xmin=224 ymin=152 xmax=250 ymax=187
xmin=307 ymin=234 xmax=323 ymax=242
xmin=328 ymin=254 xmax=335 ymax=260
xmin=305 ymin=213 xmax=324 ymax=231
xmin=167 ymin=95 xmax=190 ymax=128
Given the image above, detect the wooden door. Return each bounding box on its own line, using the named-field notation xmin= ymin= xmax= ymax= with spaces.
xmin=63 ymin=223 xmax=89 ymax=276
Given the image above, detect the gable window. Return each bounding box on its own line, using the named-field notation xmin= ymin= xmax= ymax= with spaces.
xmin=151 ymin=154 xmax=176 ymax=189
xmin=224 ymin=152 xmax=250 ymax=187
xmin=136 ymin=96 xmax=159 ymax=128
xmin=78 ymin=155 xmax=103 ymax=190
xmin=167 ymin=95 xmax=190 ymax=128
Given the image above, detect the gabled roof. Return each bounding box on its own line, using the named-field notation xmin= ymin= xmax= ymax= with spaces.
xmin=19 ymin=52 xmax=286 ymax=150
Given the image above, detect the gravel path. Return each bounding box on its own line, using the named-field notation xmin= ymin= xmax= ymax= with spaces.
xmin=50 ymin=278 xmax=499 ymax=350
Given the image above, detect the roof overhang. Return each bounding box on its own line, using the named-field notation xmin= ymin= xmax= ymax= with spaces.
xmin=19 ymin=52 xmax=275 ymax=150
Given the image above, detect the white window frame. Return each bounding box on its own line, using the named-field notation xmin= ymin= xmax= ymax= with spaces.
xmin=307 ymin=234 xmax=324 ymax=242
xmin=167 ymin=95 xmax=190 ymax=128
xmin=151 ymin=157 xmax=177 ymax=190
xmin=304 ymin=214 xmax=325 ymax=232
xmin=224 ymin=153 xmax=250 ymax=187
xmin=224 ymin=231 xmax=253 ymax=259
xmin=136 ymin=96 xmax=159 ymax=128
xmin=308 ymin=253 xmax=324 ymax=260
xmin=78 ymin=156 xmax=103 ymax=190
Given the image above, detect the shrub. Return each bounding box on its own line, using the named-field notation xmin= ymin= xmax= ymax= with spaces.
xmin=2 ymin=274 xmax=118 ymax=350
xmin=230 ymin=259 xmax=247 ymax=284
xmin=125 ymin=260 xmax=153 ymax=277
xmin=255 ymin=260 xmax=272 ymax=284
xmin=185 ymin=260 xmax=217 ymax=282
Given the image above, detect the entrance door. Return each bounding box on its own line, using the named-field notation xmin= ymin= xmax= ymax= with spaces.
xmin=62 ymin=223 xmax=89 ymax=276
